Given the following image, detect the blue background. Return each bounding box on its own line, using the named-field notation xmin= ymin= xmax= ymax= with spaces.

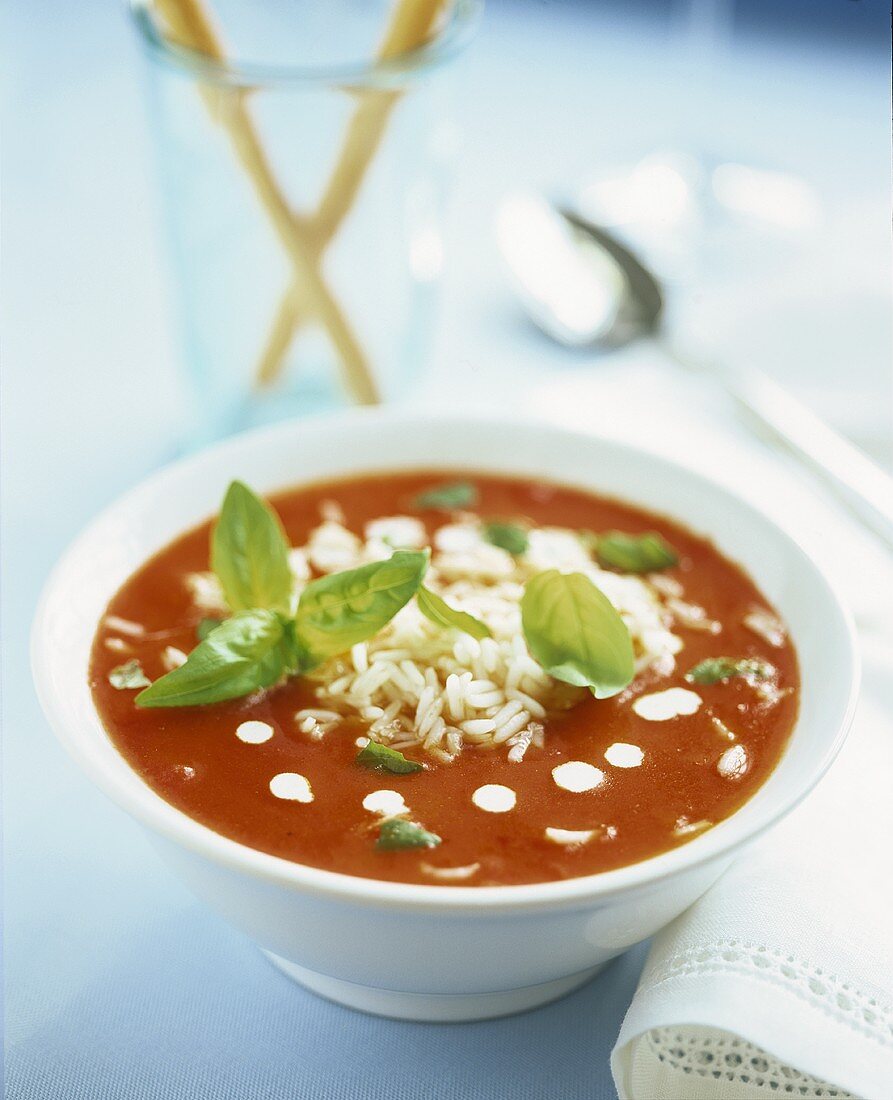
xmin=3 ymin=1 xmax=888 ymax=1096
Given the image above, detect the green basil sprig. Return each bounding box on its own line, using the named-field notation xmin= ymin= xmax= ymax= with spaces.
xmin=132 ymin=482 xmax=641 ymax=713
xmin=136 ymin=482 xmax=429 ymax=709
xmin=211 ymin=480 xmax=293 ymax=615
xmin=412 ymin=480 xmax=478 ymax=511
xmin=483 ymin=521 xmax=529 ymax=556
xmin=594 ymin=531 xmax=678 ymax=574
xmin=294 ymin=550 xmax=429 ymax=669
xmin=687 ymin=656 xmax=773 ymax=686
xmin=376 ymin=818 xmax=441 ymax=851
xmin=520 ymin=570 xmax=634 ymax=699
xmin=356 ymin=740 xmax=423 ymax=774
xmin=137 ymin=610 xmax=293 ymax=708
xmin=417 ymin=585 xmax=491 ymax=640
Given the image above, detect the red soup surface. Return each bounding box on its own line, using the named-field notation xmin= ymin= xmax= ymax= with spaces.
xmin=90 ymin=471 xmax=798 ymax=886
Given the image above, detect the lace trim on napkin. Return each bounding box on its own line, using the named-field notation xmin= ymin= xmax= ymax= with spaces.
xmin=644 ymin=938 xmax=893 ymax=1050
xmin=643 ymin=1027 xmax=855 ymax=1097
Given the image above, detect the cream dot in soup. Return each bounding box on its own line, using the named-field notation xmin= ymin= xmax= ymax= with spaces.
xmin=472 ymin=784 xmax=517 ymax=813
xmin=269 ymin=773 xmax=314 ymax=802
xmin=717 ymin=744 xmax=749 ymax=779
xmin=552 ymin=761 xmax=605 ymax=793
xmin=362 ymin=790 xmax=408 ymax=817
xmin=236 ymin=720 xmax=274 ymax=745
xmin=604 ymin=742 xmax=644 ymax=768
xmin=632 ymin=687 xmax=702 ymax=721
xmin=544 ymin=827 xmax=596 ymax=845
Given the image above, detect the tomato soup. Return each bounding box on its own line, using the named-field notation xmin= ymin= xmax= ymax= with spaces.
xmin=90 ymin=472 xmax=798 ymax=886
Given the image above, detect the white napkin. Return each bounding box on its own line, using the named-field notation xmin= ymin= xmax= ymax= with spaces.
xmin=523 ymin=358 xmax=893 ymax=1100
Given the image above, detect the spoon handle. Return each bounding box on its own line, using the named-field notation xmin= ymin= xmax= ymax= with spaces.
xmin=670 ymin=346 xmax=893 ymax=551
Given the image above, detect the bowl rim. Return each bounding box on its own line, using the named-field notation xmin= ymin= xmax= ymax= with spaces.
xmin=31 ymin=408 xmax=861 ymax=914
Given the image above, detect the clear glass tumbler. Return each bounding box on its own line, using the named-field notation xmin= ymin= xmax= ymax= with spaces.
xmin=130 ymin=0 xmax=480 ymax=441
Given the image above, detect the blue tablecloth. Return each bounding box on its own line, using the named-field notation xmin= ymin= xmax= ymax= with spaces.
xmin=3 ymin=1 xmax=888 ymax=1096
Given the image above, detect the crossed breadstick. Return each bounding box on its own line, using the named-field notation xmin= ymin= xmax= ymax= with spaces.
xmin=157 ymin=0 xmax=447 ymax=405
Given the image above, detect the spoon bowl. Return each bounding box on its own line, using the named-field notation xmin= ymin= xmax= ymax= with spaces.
xmin=495 ymin=191 xmax=893 ymax=552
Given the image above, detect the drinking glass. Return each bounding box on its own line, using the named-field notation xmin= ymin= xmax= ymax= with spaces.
xmin=130 ymin=0 xmax=480 ymax=441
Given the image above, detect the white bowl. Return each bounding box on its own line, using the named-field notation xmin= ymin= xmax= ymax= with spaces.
xmin=32 ymin=411 xmax=859 ymax=1021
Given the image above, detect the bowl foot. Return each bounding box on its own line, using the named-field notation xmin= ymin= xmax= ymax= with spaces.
xmin=263 ymin=952 xmax=605 ymax=1022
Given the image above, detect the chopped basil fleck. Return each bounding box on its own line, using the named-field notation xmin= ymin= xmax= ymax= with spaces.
xmin=412 ymin=480 xmax=478 ymax=511
xmin=483 ymin=521 xmax=529 ymax=556
xmin=596 ymin=531 xmax=678 ymax=574
xmin=356 ymin=740 xmax=423 ymax=775
xmin=376 ymin=818 xmax=441 ymax=851
xmin=687 ymin=657 xmax=774 ymax=685
xmin=108 ymin=659 xmax=151 ymax=690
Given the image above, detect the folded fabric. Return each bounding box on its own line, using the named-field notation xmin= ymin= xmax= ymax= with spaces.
xmin=611 ymin=645 xmax=893 ymax=1100
xmin=525 ymin=360 xmax=893 ymax=1100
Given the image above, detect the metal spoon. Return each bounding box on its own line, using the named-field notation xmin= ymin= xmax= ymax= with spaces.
xmin=496 ymin=192 xmax=893 ymax=552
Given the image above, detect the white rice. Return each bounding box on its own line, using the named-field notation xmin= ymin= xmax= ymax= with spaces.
xmin=295 ymin=511 xmax=683 ymax=762
xmin=182 ymin=505 xmax=695 ymax=763
xmin=185 ymin=572 xmax=227 ymax=613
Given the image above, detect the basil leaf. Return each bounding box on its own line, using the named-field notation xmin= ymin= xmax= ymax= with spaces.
xmin=413 ymin=480 xmax=478 ymax=511
xmin=196 ymin=617 xmax=225 ymax=641
xmin=521 ymin=570 xmax=634 ymax=699
xmin=596 ymin=531 xmax=678 ymax=573
xmin=294 ymin=549 xmax=429 ymax=668
xmin=376 ymin=818 xmax=441 ymax=851
xmin=136 ymin=610 xmax=288 ymax=708
xmin=108 ymin=659 xmax=151 ymax=690
xmin=687 ymin=657 xmax=773 ymax=685
xmin=417 ymin=585 xmax=491 ymax=640
xmin=483 ymin=521 xmax=529 ymax=556
xmin=211 ymin=481 xmax=293 ymax=615
xmin=356 ymin=741 xmax=423 ymax=774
